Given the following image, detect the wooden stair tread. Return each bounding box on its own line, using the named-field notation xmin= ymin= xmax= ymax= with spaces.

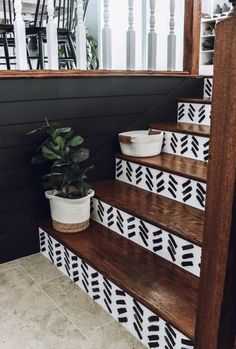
xmin=149 ymin=122 xmax=210 ymax=137
xmin=116 ymin=153 xmax=207 ymax=183
xmin=178 ymin=97 xmax=211 ymax=104
xmin=92 ymin=180 xmax=204 ymax=246
xmin=40 ymin=219 xmax=198 ymax=340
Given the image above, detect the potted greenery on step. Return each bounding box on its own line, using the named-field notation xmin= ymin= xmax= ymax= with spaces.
xmin=27 ymin=119 xmax=94 ymax=233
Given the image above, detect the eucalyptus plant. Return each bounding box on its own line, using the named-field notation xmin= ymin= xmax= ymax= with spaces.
xmin=27 ymin=119 xmax=93 ymax=199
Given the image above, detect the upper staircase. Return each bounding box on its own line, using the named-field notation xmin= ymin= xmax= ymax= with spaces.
xmin=39 ymin=76 xmax=213 ymax=349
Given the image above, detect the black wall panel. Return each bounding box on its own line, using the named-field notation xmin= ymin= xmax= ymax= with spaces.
xmin=0 ymin=75 xmax=203 ymax=262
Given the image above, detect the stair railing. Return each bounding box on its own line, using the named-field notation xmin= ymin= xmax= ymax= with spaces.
xmin=75 ymin=0 xmax=87 ymax=69
xmin=167 ymin=0 xmax=176 ymax=71
xmin=126 ymin=0 xmax=135 ymax=70
xmin=46 ymin=0 xmax=59 ymax=70
xmin=8 ymin=0 xmax=200 ymax=73
xmin=195 ymin=1 xmax=236 ymax=348
xmin=14 ymin=0 xmax=28 ymax=69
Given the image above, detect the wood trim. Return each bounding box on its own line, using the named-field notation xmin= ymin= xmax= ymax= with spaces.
xmin=177 ymin=97 xmax=212 ymax=104
xmin=195 ymin=13 xmax=236 ymax=349
xmin=149 ymin=122 xmax=210 ymax=137
xmin=183 ymin=0 xmax=201 ymax=75
xmin=116 ymin=153 xmax=208 ymax=183
xmin=0 ymin=70 xmax=198 ymax=79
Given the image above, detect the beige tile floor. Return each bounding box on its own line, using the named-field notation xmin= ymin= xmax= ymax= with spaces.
xmin=0 ymin=253 xmax=146 ymax=349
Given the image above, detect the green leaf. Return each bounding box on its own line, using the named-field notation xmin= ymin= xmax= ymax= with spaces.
xmin=67 ymin=136 xmax=84 ymax=147
xmin=71 ymin=148 xmax=89 ymax=163
xmin=44 ymin=172 xmax=62 ymax=177
xmin=52 ymin=161 xmax=70 ymax=168
xmin=26 ymin=128 xmax=42 ymax=135
xmin=54 ymin=127 xmax=72 ymax=137
xmin=42 ymin=146 xmax=62 ymax=160
xmin=54 ymin=136 xmax=65 ymax=150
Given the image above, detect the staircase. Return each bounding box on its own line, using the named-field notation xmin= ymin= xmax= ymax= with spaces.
xmin=39 ymin=76 xmax=213 ymax=349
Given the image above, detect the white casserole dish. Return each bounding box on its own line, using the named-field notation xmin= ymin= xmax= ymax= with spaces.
xmin=118 ymin=130 xmax=163 ymax=157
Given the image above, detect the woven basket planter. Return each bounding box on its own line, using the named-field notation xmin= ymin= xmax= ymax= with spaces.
xmin=45 ymin=189 xmax=95 ymax=234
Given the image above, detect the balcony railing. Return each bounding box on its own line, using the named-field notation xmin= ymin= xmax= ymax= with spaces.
xmin=0 ymin=0 xmax=201 ymax=74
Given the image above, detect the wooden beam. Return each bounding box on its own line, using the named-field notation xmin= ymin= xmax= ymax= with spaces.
xmin=195 ymin=3 xmax=236 ymax=348
xmin=183 ymin=0 xmax=201 ymax=75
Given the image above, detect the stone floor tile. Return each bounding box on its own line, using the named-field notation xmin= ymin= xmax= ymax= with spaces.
xmin=41 ymin=275 xmax=83 ymax=307
xmin=0 ymin=267 xmax=34 ymax=302
xmin=0 ymin=308 xmax=95 ymax=349
xmin=0 ymin=282 xmax=56 ymax=321
xmin=0 ymin=260 xmax=18 ymax=272
xmin=17 ymin=253 xmax=63 ymax=284
xmin=87 ymin=321 xmax=146 ymax=349
xmin=41 ymin=276 xmax=114 ymax=334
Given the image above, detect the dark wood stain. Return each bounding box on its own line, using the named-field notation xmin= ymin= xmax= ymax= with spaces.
xmin=116 ymin=153 xmax=207 ymax=183
xmin=40 ymin=219 xmax=198 ymax=340
xmin=0 ymin=76 xmax=203 ymax=262
xmin=150 ymin=121 xmax=210 ymax=137
xmin=0 ymin=70 xmax=198 ymax=79
xmin=195 ymin=9 xmax=236 ymax=349
xmin=178 ymin=97 xmax=211 ymax=104
xmin=183 ymin=0 xmax=201 ymax=74
xmin=92 ymin=180 xmax=204 ymax=246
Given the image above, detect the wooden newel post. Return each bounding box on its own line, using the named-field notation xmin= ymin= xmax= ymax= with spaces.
xmin=148 ymin=0 xmax=157 ymax=70
xmin=14 ymin=0 xmax=28 ymax=70
xmin=126 ymin=0 xmax=136 ymax=70
xmin=195 ymin=1 xmax=236 ymax=349
xmin=167 ymin=0 xmax=176 ymax=71
xmin=46 ymin=0 xmax=59 ymax=70
xmin=102 ymin=0 xmax=112 ymax=69
xmin=183 ymin=0 xmax=201 ymax=74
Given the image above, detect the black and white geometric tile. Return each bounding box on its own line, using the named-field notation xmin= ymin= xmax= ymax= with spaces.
xmin=115 ymin=159 xmax=206 ymax=210
xmin=91 ymin=198 xmax=201 ymax=277
xmin=39 ymin=229 xmax=194 ymax=349
xmin=177 ymin=102 xmax=211 ymax=126
xmin=203 ymin=78 xmax=213 ymax=98
xmin=158 ymin=131 xmax=209 ymax=162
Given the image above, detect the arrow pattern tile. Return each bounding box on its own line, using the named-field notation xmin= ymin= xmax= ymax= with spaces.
xmin=91 ymin=199 xmax=201 ymax=277
xmin=116 ymin=159 xmax=206 ymax=210
xmin=39 ymin=229 xmax=194 ymax=349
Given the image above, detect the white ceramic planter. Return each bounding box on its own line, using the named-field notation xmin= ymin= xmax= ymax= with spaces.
xmin=45 ymin=189 xmax=95 ymax=233
xmin=118 ymin=130 xmax=164 ymax=157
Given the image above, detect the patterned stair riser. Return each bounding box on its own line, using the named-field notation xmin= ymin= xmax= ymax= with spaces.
xmin=203 ymin=78 xmax=213 ymax=98
xmin=91 ymin=198 xmax=201 ymax=277
xmin=39 ymin=229 xmax=194 ymax=349
xmin=177 ymin=102 xmax=211 ymax=126
xmin=116 ymin=159 xmax=206 ymax=210
xmin=159 ymin=131 xmax=209 ymax=162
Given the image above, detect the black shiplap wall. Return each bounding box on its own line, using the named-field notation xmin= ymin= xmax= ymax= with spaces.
xmin=0 ymin=75 xmax=203 ymax=262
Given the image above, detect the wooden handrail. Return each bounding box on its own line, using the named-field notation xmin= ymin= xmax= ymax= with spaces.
xmin=183 ymin=0 xmax=201 ymax=75
xmin=195 ymin=1 xmax=236 ymax=348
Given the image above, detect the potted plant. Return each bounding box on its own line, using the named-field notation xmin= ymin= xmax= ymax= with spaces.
xmin=27 ymin=119 xmax=94 ymax=233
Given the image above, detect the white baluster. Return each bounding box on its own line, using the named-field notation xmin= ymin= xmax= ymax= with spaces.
xmin=167 ymin=0 xmax=176 ymax=70
xmin=126 ymin=0 xmax=135 ymax=70
xmin=75 ymin=0 xmax=87 ymax=69
xmin=148 ymin=0 xmax=157 ymax=70
xmin=14 ymin=0 xmax=28 ymax=70
xmin=102 ymin=0 xmax=112 ymax=69
xmin=46 ymin=0 xmax=59 ymax=70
